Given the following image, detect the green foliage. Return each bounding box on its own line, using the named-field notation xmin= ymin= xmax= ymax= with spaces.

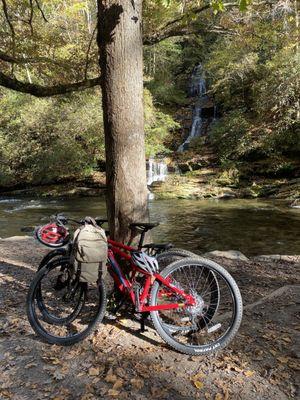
xmin=205 ymin=4 xmax=300 ymax=167
xmin=0 ymin=87 xmax=178 ymax=186
xmin=210 ymin=110 xmax=255 ymax=161
xmin=144 ymin=39 xmax=188 ymax=105
xmin=0 ymin=88 xmax=104 ymax=186
xmin=144 ymin=89 xmax=179 ymax=156
xmin=0 ymin=0 xmax=299 ymax=189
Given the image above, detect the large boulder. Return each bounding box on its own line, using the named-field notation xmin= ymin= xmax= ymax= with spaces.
xmin=203 ymin=250 xmax=249 ymax=261
xmin=253 ymin=255 xmax=300 ymax=263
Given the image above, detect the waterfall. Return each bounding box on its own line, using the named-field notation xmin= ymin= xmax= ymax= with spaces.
xmin=178 ymin=63 xmax=216 ymax=152
xmin=147 ymin=157 xmax=168 ymax=186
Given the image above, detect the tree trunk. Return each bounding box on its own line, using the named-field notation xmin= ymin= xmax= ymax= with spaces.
xmin=97 ymin=0 xmax=148 ymax=242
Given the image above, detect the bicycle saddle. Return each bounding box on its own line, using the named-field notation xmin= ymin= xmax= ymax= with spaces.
xmin=95 ymin=217 xmax=108 ymax=226
xmin=129 ymin=222 xmax=159 ymax=231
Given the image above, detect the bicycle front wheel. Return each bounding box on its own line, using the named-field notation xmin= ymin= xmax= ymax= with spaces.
xmin=35 ymin=257 xmax=86 ymax=325
xmin=150 ymin=257 xmax=243 ymax=356
xmin=27 ymin=259 xmax=106 ymax=346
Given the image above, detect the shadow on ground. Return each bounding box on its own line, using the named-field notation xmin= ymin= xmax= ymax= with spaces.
xmin=0 ymin=244 xmax=299 ymax=399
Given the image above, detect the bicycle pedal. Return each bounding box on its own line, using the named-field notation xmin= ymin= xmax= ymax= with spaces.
xmin=140 ymin=318 xmax=146 ymax=333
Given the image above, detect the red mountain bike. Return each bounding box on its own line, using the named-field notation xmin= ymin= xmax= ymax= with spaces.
xmin=27 ymin=217 xmax=242 ymax=355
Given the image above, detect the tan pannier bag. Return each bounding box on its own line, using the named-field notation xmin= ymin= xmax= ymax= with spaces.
xmin=72 ymin=223 xmax=108 ymax=283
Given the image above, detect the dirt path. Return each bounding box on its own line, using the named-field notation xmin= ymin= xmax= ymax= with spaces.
xmin=0 ymin=238 xmax=299 ymax=399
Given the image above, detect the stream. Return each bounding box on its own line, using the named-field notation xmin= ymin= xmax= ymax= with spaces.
xmin=0 ymin=196 xmax=299 ymax=256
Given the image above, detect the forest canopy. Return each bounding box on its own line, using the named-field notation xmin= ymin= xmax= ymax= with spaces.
xmin=0 ymin=0 xmax=299 ymax=187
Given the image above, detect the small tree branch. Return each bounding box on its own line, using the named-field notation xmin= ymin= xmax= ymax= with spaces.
xmin=143 ymin=1 xmax=276 ymax=45
xmin=34 ymin=0 xmax=48 ymax=22
xmin=0 ymin=50 xmax=77 ymax=69
xmin=1 ymin=0 xmax=16 ymax=74
xmin=1 ymin=0 xmax=15 ymax=36
xmin=84 ymin=24 xmax=97 ymax=80
xmin=0 ymin=71 xmax=101 ymax=97
xmin=28 ymin=0 xmax=34 ymax=34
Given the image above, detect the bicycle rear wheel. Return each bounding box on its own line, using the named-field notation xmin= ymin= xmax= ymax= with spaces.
xmin=27 ymin=259 xmax=106 ymax=346
xmin=150 ymin=257 xmax=242 ymax=356
xmin=156 ymin=248 xmax=196 ymax=269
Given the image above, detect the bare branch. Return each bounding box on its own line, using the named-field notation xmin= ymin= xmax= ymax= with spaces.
xmin=0 ymin=50 xmax=77 ymax=69
xmin=34 ymin=0 xmax=48 ymax=22
xmin=28 ymin=0 xmax=34 ymax=35
xmin=84 ymin=24 xmax=97 ymax=80
xmin=143 ymin=1 xmax=276 ymax=45
xmin=1 ymin=0 xmax=15 ymax=36
xmin=0 ymin=71 xmax=101 ymax=97
xmin=1 ymin=0 xmax=16 ymax=74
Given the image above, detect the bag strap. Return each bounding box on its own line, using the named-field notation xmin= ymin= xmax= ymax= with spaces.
xmin=84 ymin=216 xmax=98 ymax=227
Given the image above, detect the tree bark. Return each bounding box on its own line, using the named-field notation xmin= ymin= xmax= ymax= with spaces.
xmin=97 ymin=0 xmax=148 ymax=242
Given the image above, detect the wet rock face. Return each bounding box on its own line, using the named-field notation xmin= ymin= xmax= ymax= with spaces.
xmin=178 ymin=63 xmax=217 ymax=152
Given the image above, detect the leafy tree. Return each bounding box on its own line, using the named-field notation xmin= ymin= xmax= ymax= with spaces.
xmin=0 ymin=0 xmax=287 ymax=238
xmin=205 ymin=1 xmax=300 ymax=166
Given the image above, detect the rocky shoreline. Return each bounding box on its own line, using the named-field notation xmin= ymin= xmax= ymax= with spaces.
xmin=0 ymin=169 xmax=299 ymax=202
xmin=150 ymin=173 xmax=300 ymax=202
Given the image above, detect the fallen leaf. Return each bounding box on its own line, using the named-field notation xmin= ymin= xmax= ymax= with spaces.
xmin=215 ymin=394 xmax=223 ymax=400
xmin=282 ymin=336 xmax=291 ymax=343
xmin=277 ymin=356 xmax=289 ymax=364
xmin=130 ymin=378 xmax=144 ymax=390
xmin=288 ymin=360 xmax=300 ymax=371
xmin=192 ymin=372 xmax=205 ymax=381
xmin=194 ymin=380 xmax=204 ymax=389
xmin=107 ymin=389 xmax=120 ymax=397
xmin=25 ymin=363 xmax=37 ymax=368
xmin=89 ymin=367 xmax=100 ymax=376
xmin=244 ymin=370 xmax=255 ymax=377
xmin=223 ymin=388 xmax=229 ymax=400
xmin=80 ymin=394 xmax=96 ymax=400
xmin=105 ymin=374 xmax=118 ymax=384
xmin=112 ymin=379 xmax=123 ymax=391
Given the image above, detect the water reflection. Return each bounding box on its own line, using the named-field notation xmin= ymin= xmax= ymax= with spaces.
xmin=0 ymin=197 xmax=299 ymax=256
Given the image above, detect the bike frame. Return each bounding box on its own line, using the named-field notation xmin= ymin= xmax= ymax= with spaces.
xmin=107 ymin=239 xmax=196 ymax=312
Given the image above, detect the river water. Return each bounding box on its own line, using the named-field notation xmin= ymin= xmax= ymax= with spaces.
xmin=0 ymin=196 xmax=299 ymax=256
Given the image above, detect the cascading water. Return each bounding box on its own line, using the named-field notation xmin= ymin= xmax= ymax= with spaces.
xmin=178 ymin=63 xmax=215 ymax=152
xmin=147 ymin=157 xmax=168 ymax=186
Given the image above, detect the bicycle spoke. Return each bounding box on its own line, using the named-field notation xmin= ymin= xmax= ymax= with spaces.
xmin=153 ymin=261 xmax=239 ymax=351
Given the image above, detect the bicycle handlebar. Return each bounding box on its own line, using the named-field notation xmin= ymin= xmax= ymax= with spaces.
xmin=51 ymin=214 xmax=108 ymax=227
xmin=50 ymin=214 xmax=159 ymax=248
